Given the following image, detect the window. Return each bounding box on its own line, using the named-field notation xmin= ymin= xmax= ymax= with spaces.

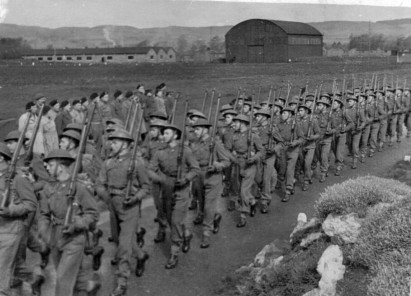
xmin=47 ymin=57 xmax=52 ymax=61
xmin=57 ymin=57 xmax=62 ymax=61
xmin=128 ymin=56 xmax=134 ymax=60
xmin=289 ymin=37 xmax=321 ymax=45
xmin=67 ymin=57 xmax=72 ymax=60
xmin=169 ymin=55 xmax=173 ymax=59
xmin=150 ymin=55 xmax=154 ymax=59
xmin=38 ymin=57 xmax=43 ymax=61
xmin=107 ymin=56 xmax=113 ymax=60
xmin=77 ymin=56 xmax=82 ymax=60
xmin=86 ymin=56 xmax=92 ymax=60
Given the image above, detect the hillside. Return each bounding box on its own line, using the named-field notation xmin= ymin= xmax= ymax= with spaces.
xmin=1 ymin=18 xmax=411 ymax=49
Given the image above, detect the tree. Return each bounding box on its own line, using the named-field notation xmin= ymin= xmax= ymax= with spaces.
xmin=176 ymin=35 xmax=188 ymax=55
xmin=209 ymin=35 xmax=224 ymax=52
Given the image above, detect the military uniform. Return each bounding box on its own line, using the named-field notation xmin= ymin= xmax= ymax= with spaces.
xmin=378 ymin=93 xmax=389 ymax=150
xmin=346 ymin=97 xmax=366 ymax=168
xmin=368 ymin=97 xmax=385 ymax=156
xmin=0 ymin=143 xmax=38 ymax=295
xmin=149 ymin=130 xmax=200 ymax=265
xmin=39 ymin=150 xmax=99 ymax=296
xmin=360 ymin=98 xmax=372 ymax=161
xmin=189 ymin=120 xmax=230 ymax=246
xmin=97 ymin=145 xmax=149 ymax=291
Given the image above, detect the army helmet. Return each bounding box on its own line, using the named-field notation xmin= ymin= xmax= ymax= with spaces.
xmin=43 ymin=149 xmax=75 ymax=163
xmin=161 ymin=123 xmax=182 ymax=139
xmin=254 ymin=109 xmax=271 ymax=118
xmin=63 ymin=123 xmax=83 ymax=133
xmin=106 ymin=118 xmax=125 ymax=126
xmin=233 ymin=114 xmax=250 ymax=124
xmin=191 ymin=118 xmax=212 ymax=128
xmin=108 ymin=129 xmax=134 ymax=142
xmin=0 ymin=142 xmax=12 ymax=160
xmin=4 ymin=130 xmax=27 ymax=142
xmin=60 ymin=130 xmax=81 ymax=142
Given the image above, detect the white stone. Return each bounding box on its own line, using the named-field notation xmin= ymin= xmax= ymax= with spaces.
xmin=317 ymin=245 xmax=346 ymax=296
xmin=253 ymin=243 xmax=282 ymax=268
xmin=300 ymin=232 xmax=324 ymax=248
xmin=322 ymin=213 xmax=362 ymax=244
xmin=290 ymin=216 xmax=321 ymax=244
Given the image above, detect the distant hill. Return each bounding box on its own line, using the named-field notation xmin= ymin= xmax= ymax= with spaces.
xmin=0 ymin=18 xmax=411 ymax=49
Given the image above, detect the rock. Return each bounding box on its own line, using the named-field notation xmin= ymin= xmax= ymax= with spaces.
xmin=300 ymin=232 xmax=324 ymax=248
xmin=253 ymin=242 xmax=283 ymax=268
xmin=289 ymin=213 xmax=307 ymax=239
xmin=254 ymin=256 xmax=283 ymax=284
xmin=322 ymin=213 xmax=362 ymax=244
xmin=290 ymin=216 xmax=322 ymax=246
xmin=235 ymin=263 xmax=253 ymax=274
xmin=303 ymin=245 xmax=345 ymax=296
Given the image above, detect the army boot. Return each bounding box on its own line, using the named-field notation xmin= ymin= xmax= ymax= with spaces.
xmin=136 ymin=227 xmax=146 ymax=248
xmin=135 ymin=253 xmax=149 ymax=277
xmin=351 ymin=158 xmax=358 ymax=169
xmin=212 ymin=213 xmax=222 ymax=234
xmin=165 ymin=255 xmax=178 ymax=269
xmin=154 ymin=227 xmax=166 ymax=243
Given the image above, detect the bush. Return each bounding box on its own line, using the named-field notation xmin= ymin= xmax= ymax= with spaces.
xmin=367 ymin=263 xmax=411 ymax=296
xmin=314 ymin=176 xmax=410 ymax=220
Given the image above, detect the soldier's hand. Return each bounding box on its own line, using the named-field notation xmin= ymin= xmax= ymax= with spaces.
xmin=207 ymin=166 xmax=216 ymax=173
xmin=62 ymin=224 xmax=76 ymax=235
xmin=175 ymin=178 xmax=189 ymax=188
xmin=290 ymin=140 xmax=299 ymax=147
xmin=0 ymin=208 xmax=11 ymax=217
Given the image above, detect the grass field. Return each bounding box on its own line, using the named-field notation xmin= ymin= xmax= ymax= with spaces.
xmin=0 ymin=56 xmax=410 ymax=128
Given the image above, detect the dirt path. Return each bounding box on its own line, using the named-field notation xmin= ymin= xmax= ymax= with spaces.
xmin=23 ymin=138 xmax=410 ymax=296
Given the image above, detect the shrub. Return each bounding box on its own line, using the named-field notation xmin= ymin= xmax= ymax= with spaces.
xmin=367 ymin=263 xmax=411 ymax=296
xmin=315 ymin=176 xmax=410 ymax=220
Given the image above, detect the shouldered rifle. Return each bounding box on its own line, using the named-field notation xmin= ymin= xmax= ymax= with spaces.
xmin=394 ymin=76 xmax=399 ymax=114
xmin=290 ymin=99 xmax=300 ymax=143
xmin=233 ymin=88 xmax=241 ymax=111
xmin=307 ymin=86 xmax=319 ymax=139
xmin=63 ymin=102 xmax=95 ymax=228
xmin=284 ymin=83 xmax=292 ymax=106
xmin=169 ymin=92 xmax=180 ymax=124
xmin=401 ymin=79 xmax=407 ymax=113
xmin=125 ymin=99 xmax=136 ymax=131
xmin=208 ymin=89 xmax=216 ymax=120
xmin=208 ymin=97 xmax=221 ymax=167
xmin=0 ymin=112 xmax=32 ymax=209
xmin=326 ymin=83 xmax=337 ymax=133
xmin=340 ymin=78 xmax=347 ymax=131
xmin=267 ymin=89 xmax=278 ymax=151
xmin=267 ymin=86 xmax=273 ymax=104
xmin=177 ymin=100 xmax=189 ymax=180
xmin=201 ymin=90 xmax=208 ymax=113
xmin=246 ymin=103 xmax=255 ymax=160
xmin=25 ymin=104 xmax=45 ymax=166
xmin=124 ymin=103 xmax=145 ymax=204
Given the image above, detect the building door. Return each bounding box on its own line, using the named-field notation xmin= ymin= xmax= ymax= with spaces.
xmin=248 ymin=46 xmax=264 ymax=63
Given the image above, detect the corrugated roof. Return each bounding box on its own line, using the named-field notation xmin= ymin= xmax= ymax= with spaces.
xmin=268 ymin=20 xmax=322 ymax=36
xmin=228 ymin=19 xmax=322 ymax=36
xmin=21 ymin=46 xmax=175 ymax=56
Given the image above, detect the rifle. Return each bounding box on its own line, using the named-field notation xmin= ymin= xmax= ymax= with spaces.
xmin=307 ymin=86 xmax=319 ymax=139
xmin=124 ymin=103 xmax=145 ymax=204
xmin=169 ymin=92 xmax=180 ymax=124
xmin=125 ymin=99 xmax=136 ymax=131
xmin=302 ymin=80 xmax=309 ymax=104
xmin=401 ymin=79 xmax=407 ymax=113
xmin=63 ymin=102 xmax=96 ymax=228
xmin=267 ymin=86 xmax=273 ymax=105
xmin=246 ymin=103 xmax=255 ymax=160
xmin=233 ymin=88 xmax=241 ymax=111
xmin=340 ymin=79 xmax=347 ymax=132
xmin=201 ymin=90 xmax=208 ymax=113
xmin=0 ymin=112 xmax=32 ymax=209
xmin=326 ymin=80 xmax=337 ymax=132
xmin=394 ymin=76 xmax=399 ymax=114
xmin=177 ymin=100 xmax=189 ymax=180
xmin=290 ymin=99 xmax=300 ymax=143
xmin=284 ymin=83 xmax=292 ymax=107
xmin=208 ymin=89 xmax=216 ymax=120
xmin=25 ymin=104 xmax=45 ymax=166
xmin=208 ymin=97 xmax=221 ymax=167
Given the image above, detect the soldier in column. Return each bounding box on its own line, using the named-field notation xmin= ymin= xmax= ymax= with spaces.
xmin=404 ymin=88 xmax=411 ymax=137
xmin=276 ymin=107 xmax=304 ymax=201
xmin=377 ymin=89 xmax=389 ymax=151
xmin=346 ymin=95 xmax=366 ymax=169
xmin=148 ymin=123 xmax=200 ymax=269
xmin=315 ymin=98 xmax=334 ymax=182
xmin=229 ymin=114 xmax=264 ymax=227
xmin=189 ymin=119 xmax=230 ymax=247
xmin=386 ymin=87 xmax=397 ymax=146
xmin=359 ymin=93 xmax=372 ymax=163
xmin=297 ymin=104 xmax=320 ymax=191
xmin=39 ymin=149 xmax=100 ymax=296
xmin=96 ymin=130 xmax=150 ymax=296
xmin=367 ymin=93 xmax=385 ymax=157
xmin=396 ymin=87 xmax=406 ymax=143
xmin=0 ymin=143 xmax=40 ymax=295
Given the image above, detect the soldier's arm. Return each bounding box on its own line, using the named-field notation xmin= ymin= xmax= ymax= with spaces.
xmin=133 ymin=157 xmax=150 ymax=199
xmin=378 ymin=104 xmax=386 ymax=119
xmin=184 ymin=148 xmax=200 ymax=181
xmin=38 ymin=186 xmax=51 ymax=236
xmin=310 ymin=119 xmax=321 ymax=139
xmin=252 ymin=134 xmax=265 ymax=160
xmin=344 ymin=110 xmax=354 ymax=131
xmin=214 ymin=141 xmax=231 ymax=170
xmin=75 ymin=183 xmax=99 ymax=230
xmin=358 ymin=109 xmax=366 ymax=129
xmin=7 ymin=175 xmax=37 ymax=217
xmin=95 ymin=161 xmax=109 ymax=201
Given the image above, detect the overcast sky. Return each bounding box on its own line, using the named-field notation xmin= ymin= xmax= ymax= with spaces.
xmin=2 ymin=0 xmax=411 ymax=28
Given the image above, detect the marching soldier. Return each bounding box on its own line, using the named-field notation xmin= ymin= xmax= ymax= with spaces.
xmin=359 ymin=93 xmax=372 ymax=163
xmin=0 ymin=143 xmax=40 ymax=295
xmin=39 ymin=149 xmax=100 ymax=296
xmin=189 ymin=119 xmax=230 ymax=247
xmin=367 ymin=93 xmax=385 ymax=158
xmin=377 ymin=89 xmax=389 ymax=151
xmin=228 ymin=114 xmax=264 ymax=226
xmin=96 ymin=130 xmax=150 ymax=296
xmin=297 ymin=104 xmax=320 ymax=190
xmin=404 ymin=88 xmax=411 ymax=137
xmin=386 ymin=88 xmax=397 ymax=146
xmin=276 ymin=107 xmax=304 ymax=201
xmin=395 ymin=87 xmax=406 ymax=143
xmin=148 ymin=123 xmax=200 ymax=269
xmin=346 ymin=95 xmax=366 ymax=169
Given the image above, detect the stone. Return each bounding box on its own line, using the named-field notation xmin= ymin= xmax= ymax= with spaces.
xmin=322 ymin=213 xmax=362 ymax=244
xmin=254 ymin=256 xmax=283 ymax=284
xmin=289 ymin=213 xmax=307 ymax=239
xmin=290 ymin=216 xmax=322 ymax=246
xmin=235 ymin=263 xmax=253 ymax=274
xmin=253 ymin=242 xmax=283 ymax=268
xmin=303 ymin=245 xmax=345 ymax=296
xmin=300 ymin=232 xmax=324 ymax=248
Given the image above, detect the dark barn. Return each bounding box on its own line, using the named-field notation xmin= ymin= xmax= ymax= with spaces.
xmin=225 ymin=19 xmax=323 ymax=63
